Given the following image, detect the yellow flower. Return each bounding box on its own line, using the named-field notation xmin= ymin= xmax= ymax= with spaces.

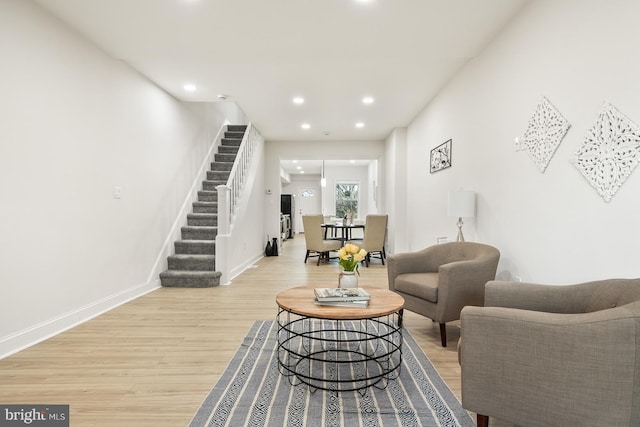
xmin=344 ymin=243 xmax=359 ymax=254
xmin=337 ymin=244 xmax=368 ymax=275
xmin=353 ymin=249 xmax=366 ymax=262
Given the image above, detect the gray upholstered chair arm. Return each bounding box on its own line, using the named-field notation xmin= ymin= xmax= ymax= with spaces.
xmin=484 ymin=280 xmax=596 ymax=313
xmin=436 ymin=259 xmax=496 ymax=321
xmin=460 ymin=304 xmax=640 ymax=426
xmin=387 ymin=247 xmax=440 ymax=290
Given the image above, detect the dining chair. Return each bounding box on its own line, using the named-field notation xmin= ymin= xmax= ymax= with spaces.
xmin=358 ymin=214 xmax=388 ymax=266
xmin=302 ymin=214 xmax=342 ymax=265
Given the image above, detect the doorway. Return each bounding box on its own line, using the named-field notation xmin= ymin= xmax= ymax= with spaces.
xmin=296 ymin=186 xmax=321 ymax=234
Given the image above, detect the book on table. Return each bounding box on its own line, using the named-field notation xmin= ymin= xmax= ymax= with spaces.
xmin=314 ymin=299 xmax=369 ymax=308
xmin=313 ymin=287 xmax=370 ymax=302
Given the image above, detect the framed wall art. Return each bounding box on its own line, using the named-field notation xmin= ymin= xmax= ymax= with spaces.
xmin=521 ymin=96 xmax=571 ymax=173
xmin=430 ymin=139 xmax=452 ymax=173
xmin=573 ymin=102 xmax=640 ymax=202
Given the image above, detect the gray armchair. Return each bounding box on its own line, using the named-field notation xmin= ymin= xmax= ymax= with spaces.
xmin=387 ymin=242 xmax=500 ymax=346
xmin=460 ymin=278 xmax=640 ymax=427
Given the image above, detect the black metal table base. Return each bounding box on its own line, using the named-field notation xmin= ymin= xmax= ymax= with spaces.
xmin=276 ymin=309 xmax=403 ymax=393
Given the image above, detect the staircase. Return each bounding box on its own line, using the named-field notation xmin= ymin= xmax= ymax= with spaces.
xmin=159 ymin=125 xmax=247 ymax=287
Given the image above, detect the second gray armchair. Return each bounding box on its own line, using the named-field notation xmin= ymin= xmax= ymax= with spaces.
xmin=460 ymin=278 xmax=640 ymax=427
xmin=387 ymin=242 xmax=500 ymax=346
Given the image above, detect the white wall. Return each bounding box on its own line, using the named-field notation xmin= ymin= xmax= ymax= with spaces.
xmin=403 ymin=0 xmax=640 ymax=284
xmin=384 ymin=128 xmax=408 ymax=256
xmin=0 ymin=0 xmax=245 ymax=357
xmin=366 ymin=160 xmax=379 ymax=215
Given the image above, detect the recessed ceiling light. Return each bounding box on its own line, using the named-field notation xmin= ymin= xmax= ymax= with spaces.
xmin=355 ymin=122 xmax=365 ymax=128
xmin=293 ymin=97 xmax=305 ymax=104
xmin=300 ymin=171 xmax=305 ymax=174
xmin=350 ymin=160 xmax=356 ymax=163
xmin=184 ymin=83 xmax=197 ymax=92
xmin=362 ymin=96 xmax=374 ymax=104
xmin=296 ymin=166 xmax=302 ymax=170
xmin=292 ymin=160 xmax=298 ymax=163
xmin=301 ymin=123 xmax=310 ymax=130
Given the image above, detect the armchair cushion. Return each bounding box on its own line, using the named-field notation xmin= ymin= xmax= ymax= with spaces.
xmin=394 ymin=272 xmax=439 ymax=302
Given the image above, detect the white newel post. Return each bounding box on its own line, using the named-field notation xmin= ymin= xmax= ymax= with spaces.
xmin=216 ymin=185 xmax=231 ymax=285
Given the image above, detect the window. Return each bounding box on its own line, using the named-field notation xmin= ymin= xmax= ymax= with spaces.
xmin=335 ymin=182 xmax=359 ymax=218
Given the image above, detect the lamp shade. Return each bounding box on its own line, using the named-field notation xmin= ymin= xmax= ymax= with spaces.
xmin=448 ymin=190 xmax=476 ymax=218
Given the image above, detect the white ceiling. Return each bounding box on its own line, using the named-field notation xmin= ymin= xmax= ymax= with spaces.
xmin=35 ymin=0 xmax=528 ymax=143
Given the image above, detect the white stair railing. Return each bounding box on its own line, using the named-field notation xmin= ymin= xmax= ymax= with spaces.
xmin=215 ymin=123 xmax=262 ymax=284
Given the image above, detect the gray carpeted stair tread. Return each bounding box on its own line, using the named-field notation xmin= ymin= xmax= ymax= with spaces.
xmin=187 ymin=213 xmax=217 ymax=218
xmin=221 ymin=138 xmax=242 ymax=146
xmin=224 ymin=131 xmax=245 ymax=139
xmin=187 ymin=213 xmax=217 ymax=226
xmin=211 ymin=162 xmax=232 ymax=171
xmin=205 ymin=180 xmax=227 ymax=188
xmin=168 ymin=254 xmax=215 ymax=271
xmin=198 ymin=191 xmax=217 ymax=202
xmin=192 ymin=201 xmax=217 ymax=214
xmin=227 ymin=125 xmax=247 ymax=132
xmin=175 ymin=240 xmax=215 ymax=254
xmin=181 ymin=225 xmax=217 ymax=240
xmin=218 ymin=145 xmax=240 ymax=154
xmin=203 ymin=180 xmax=226 ymax=191
xmin=215 ymin=153 xmax=236 ymax=162
xmin=207 ymin=170 xmax=230 ymax=181
xmin=160 ymin=270 xmax=221 ymax=288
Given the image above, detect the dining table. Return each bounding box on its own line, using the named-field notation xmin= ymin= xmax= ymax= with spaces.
xmin=321 ymin=222 xmax=365 ymax=245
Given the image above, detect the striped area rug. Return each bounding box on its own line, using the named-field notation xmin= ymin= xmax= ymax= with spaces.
xmin=190 ymin=321 xmax=474 ymax=427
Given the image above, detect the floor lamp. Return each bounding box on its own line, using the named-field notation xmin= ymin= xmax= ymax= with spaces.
xmin=448 ymin=190 xmax=476 ymax=242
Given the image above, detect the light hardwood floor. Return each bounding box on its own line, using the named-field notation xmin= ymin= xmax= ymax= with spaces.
xmin=0 ymin=236 xmax=471 ymax=426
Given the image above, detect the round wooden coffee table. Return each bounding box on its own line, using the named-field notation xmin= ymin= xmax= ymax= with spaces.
xmin=276 ymin=286 xmax=404 ymax=393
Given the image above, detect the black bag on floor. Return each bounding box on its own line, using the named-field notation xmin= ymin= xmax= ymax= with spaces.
xmin=265 ymin=236 xmax=273 ymax=257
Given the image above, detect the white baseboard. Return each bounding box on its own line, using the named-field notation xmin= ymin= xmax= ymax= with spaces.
xmin=227 ymin=252 xmax=264 ymax=285
xmin=0 ymin=280 xmax=161 ymax=360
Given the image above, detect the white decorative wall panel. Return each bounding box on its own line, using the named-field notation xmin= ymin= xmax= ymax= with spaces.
xmin=573 ymin=103 xmax=640 ymax=202
xmin=522 ymin=97 xmax=571 ymax=172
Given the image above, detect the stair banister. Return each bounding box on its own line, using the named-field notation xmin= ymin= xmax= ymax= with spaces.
xmin=215 ymin=123 xmax=261 ymax=284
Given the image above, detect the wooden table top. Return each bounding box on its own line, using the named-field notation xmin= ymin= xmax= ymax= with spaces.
xmin=276 ymin=286 xmax=404 ymax=320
